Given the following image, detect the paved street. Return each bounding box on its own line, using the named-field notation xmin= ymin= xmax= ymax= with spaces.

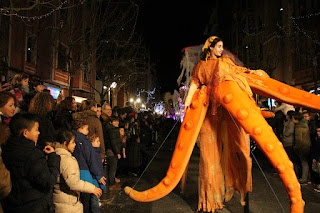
xmin=100 ymin=140 xmax=320 ymax=213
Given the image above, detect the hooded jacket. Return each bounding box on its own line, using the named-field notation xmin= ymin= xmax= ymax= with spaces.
xmin=73 ymin=110 xmax=105 ymax=160
xmin=53 ymin=144 xmax=95 ymax=213
xmin=294 ymin=119 xmax=311 ymax=155
xmin=72 ymin=131 xmax=105 ymax=184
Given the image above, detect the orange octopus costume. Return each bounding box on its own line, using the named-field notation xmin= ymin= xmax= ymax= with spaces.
xmin=125 ymin=36 xmax=320 ymax=213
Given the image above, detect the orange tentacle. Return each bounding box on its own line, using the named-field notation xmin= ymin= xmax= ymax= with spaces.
xmin=124 ymin=86 xmax=209 ymax=202
xmin=215 ymin=81 xmax=304 ymax=213
xmin=246 ymin=73 xmax=320 ymax=111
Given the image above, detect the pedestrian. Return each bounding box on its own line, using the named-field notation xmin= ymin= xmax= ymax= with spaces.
xmin=0 ymin=122 xmax=11 ymax=213
xmin=54 ymin=97 xmax=77 ymax=132
xmin=78 ymin=100 xmax=105 ymax=161
xmin=127 ymin=135 xmax=142 ymax=177
xmin=311 ymin=125 xmax=320 ymax=192
xmin=282 ymin=110 xmax=299 ymax=173
xmin=5 ymin=73 xmax=30 ymax=113
xmin=24 ymin=79 xmax=44 ymax=108
xmin=0 ymin=91 xmax=16 ymax=124
xmin=52 ymin=131 xmax=102 ymax=213
xmin=293 ymin=112 xmax=311 ymax=184
xmin=104 ymin=116 xmax=122 ymax=186
xmin=71 ymin=116 xmax=106 ymax=213
xmin=28 ymin=92 xmax=56 ymax=150
xmin=87 ymin=133 xmax=106 ymax=211
xmin=2 ymin=113 xmax=60 ymax=212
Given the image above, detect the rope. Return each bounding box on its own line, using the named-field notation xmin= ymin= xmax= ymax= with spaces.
xmin=132 ymin=119 xmax=179 ymax=189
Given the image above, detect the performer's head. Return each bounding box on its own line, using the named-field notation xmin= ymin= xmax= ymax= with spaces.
xmin=201 ymin=36 xmax=223 ymax=60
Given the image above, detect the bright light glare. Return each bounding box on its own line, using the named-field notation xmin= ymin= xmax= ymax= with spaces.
xmin=110 ymin=82 xmax=117 ymax=88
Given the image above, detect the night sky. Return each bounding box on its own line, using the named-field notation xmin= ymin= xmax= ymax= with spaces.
xmin=137 ymin=2 xmax=215 ymax=94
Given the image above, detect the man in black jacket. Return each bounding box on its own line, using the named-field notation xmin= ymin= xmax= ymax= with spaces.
xmin=104 ymin=116 xmax=122 ymax=186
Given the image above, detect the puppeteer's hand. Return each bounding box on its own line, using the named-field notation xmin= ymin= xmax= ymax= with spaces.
xmin=251 ymin=69 xmax=270 ymax=78
xmin=184 ymin=82 xmax=198 ymax=112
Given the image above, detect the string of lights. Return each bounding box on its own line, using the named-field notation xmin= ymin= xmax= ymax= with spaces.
xmin=291 ymin=11 xmax=320 ymax=20
xmin=0 ymin=0 xmax=86 ymax=21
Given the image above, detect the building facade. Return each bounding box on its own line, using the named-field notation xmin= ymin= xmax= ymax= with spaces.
xmin=0 ymin=1 xmax=96 ymax=100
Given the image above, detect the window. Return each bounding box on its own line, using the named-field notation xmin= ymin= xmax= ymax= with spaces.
xmin=58 ymin=43 xmax=68 ymax=71
xmin=26 ymin=33 xmax=37 ymax=64
xmin=83 ymin=61 xmax=91 ymax=83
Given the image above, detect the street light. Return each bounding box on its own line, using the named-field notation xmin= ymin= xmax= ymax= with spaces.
xmin=136 ymin=98 xmax=141 ymax=103
xmin=110 ymin=82 xmax=117 ymax=89
xmin=108 ymin=82 xmax=117 ymax=107
xmin=130 ymin=98 xmax=134 ymax=103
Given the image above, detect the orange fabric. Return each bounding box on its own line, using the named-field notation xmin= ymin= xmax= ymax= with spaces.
xmin=198 ymin=105 xmax=252 ymax=212
xmin=191 ymin=54 xmax=253 ymax=116
xmin=192 ymin=55 xmax=255 ymax=212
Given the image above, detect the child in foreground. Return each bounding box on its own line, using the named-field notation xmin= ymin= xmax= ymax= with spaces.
xmin=72 ymin=118 xmax=106 ymax=213
xmin=52 ymin=131 xmax=102 ymax=213
xmin=88 ymin=134 xmax=107 ymax=210
xmin=1 ymin=113 xmax=60 ymax=212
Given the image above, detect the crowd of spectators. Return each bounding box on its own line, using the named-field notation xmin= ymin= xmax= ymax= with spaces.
xmin=260 ymin=100 xmax=320 ymax=192
xmin=2 ymin=73 xmax=320 ymax=212
xmin=0 ymin=73 xmax=166 ymax=213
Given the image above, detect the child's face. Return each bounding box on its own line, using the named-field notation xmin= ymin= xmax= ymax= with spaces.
xmin=111 ymin=120 xmax=119 ymax=127
xmin=34 ymin=85 xmax=44 ymax=93
xmin=23 ymin=122 xmax=40 ymax=144
xmin=119 ymin=128 xmax=125 ymax=136
xmin=317 ymin=128 xmax=320 ymax=137
xmin=78 ymin=125 xmax=89 ymax=135
xmin=66 ymin=137 xmax=76 ymax=153
xmin=21 ymin=78 xmax=29 ymax=86
xmin=92 ymin=137 xmax=100 ymax=148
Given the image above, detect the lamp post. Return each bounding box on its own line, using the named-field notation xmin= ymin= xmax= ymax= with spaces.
xmin=106 ymin=82 xmax=117 ymax=107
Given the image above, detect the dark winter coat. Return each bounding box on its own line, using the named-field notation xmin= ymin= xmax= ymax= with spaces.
xmin=2 ymin=136 xmax=60 ymax=213
xmin=72 ymin=131 xmax=105 ymax=181
xmin=311 ymin=136 xmax=320 ymax=162
xmin=74 ymin=110 xmax=105 ymax=160
xmin=140 ymin=119 xmax=152 ymax=145
xmin=54 ymin=109 xmax=73 ymax=132
xmin=282 ymin=119 xmax=295 ymax=147
xmin=294 ymin=120 xmax=311 ymax=156
xmin=36 ymin=113 xmax=56 ymax=150
xmin=104 ymin=123 xmax=122 ymax=156
xmin=0 ymin=148 xmax=11 ymax=213
xmin=126 ymin=139 xmax=142 ymax=168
